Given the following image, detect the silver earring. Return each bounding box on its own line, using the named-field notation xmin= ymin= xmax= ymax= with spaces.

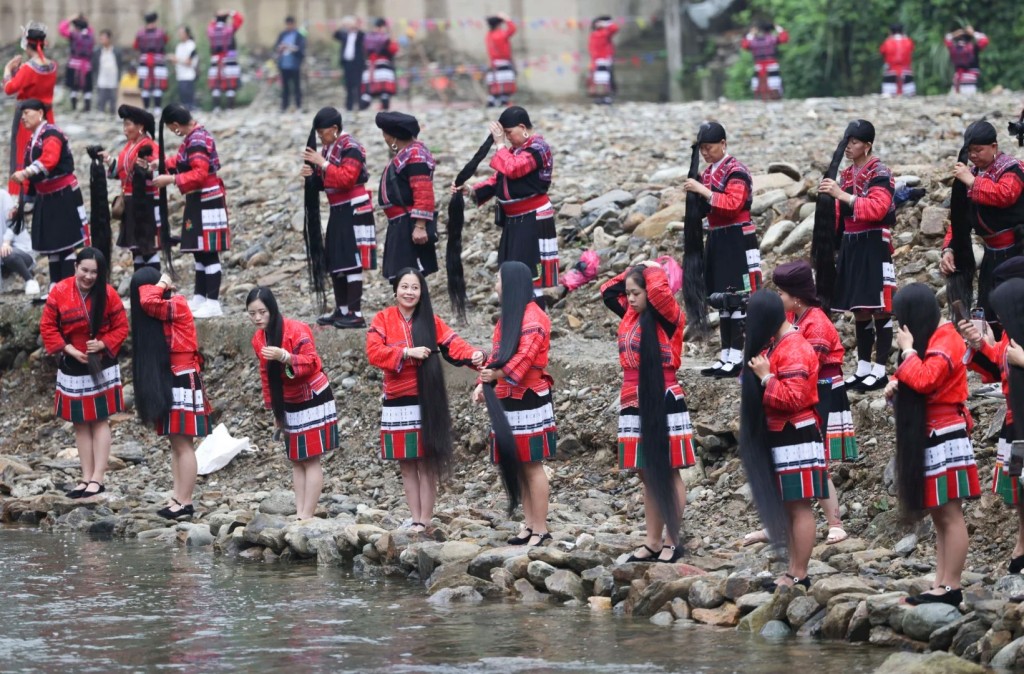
xmin=523 ymin=132 xmax=530 ymax=138
xmin=389 ymin=142 xmax=398 ymax=151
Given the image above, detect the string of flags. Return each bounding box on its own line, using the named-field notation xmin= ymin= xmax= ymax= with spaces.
xmin=310 ymin=15 xmax=661 ymax=36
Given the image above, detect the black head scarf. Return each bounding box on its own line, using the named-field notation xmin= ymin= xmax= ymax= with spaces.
xmin=498 ymin=106 xmax=531 ymax=129
xmin=375 ymin=111 xmax=419 ymax=140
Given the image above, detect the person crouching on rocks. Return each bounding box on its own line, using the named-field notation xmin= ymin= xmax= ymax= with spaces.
xmin=247 ymin=287 xmax=339 ymax=520
xmin=744 ymin=261 xmax=857 ymax=547
xmin=601 ymin=261 xmax=693 ymax=563
xmin=886 ymin=283 xmax=979 ymax=606
xmin=740 ymin=290 xmax=828 ymax=590
xmin=474 ymin=261 xmax=557 ymax=547
xmin=130 ymin=268 xmax=211 ymax=520
xmin=39 ymin=247 xmax=128 ymax=499
xmin=366 ymin=268 xmax=484 ymax=533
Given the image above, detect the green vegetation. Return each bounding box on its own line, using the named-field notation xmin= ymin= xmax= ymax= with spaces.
xmin=726 ymin=0 xmax=1024 ymax=98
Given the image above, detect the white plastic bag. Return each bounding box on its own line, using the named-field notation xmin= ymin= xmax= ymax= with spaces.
xmin=195 ymin=423 xmax=252 ymax=475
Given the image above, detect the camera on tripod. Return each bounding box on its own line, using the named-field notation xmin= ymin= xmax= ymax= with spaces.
xmin=708 ymin=287 xmax=749 ymax=313
xmin=1010 ymin=109 xmax=1024 ymax=147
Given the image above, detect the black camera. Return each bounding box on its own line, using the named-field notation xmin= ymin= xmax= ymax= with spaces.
xmin=1010 ymin=109 xmax=1024 ymax=147
xmin=85 ymin=144 xmax=104 ymax=161
xmin=708 ymin=288 xmax=749 ymax=312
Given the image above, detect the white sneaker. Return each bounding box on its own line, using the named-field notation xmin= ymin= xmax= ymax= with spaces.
xmin=974 ymin=383 xmax=1005 ymax=399
xmin=188 ymin=295 xmax=207 ymax=311
xmin=24 ymin=279 xmax=40 ymax=296
xmin=192 ymin=300 xmax=223 ymax=318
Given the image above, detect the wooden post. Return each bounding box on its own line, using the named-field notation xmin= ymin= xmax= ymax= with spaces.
xmin=664 ymin=0 xmax=684 ymax=102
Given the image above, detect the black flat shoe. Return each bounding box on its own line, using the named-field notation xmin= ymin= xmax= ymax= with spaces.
xmin=527 ymin=532 xmax=552 ymax=547
xmin=858 ymin=374 xmax=888 ymax=392
xmin=507 ymin=528 xmax=533 ymax=545
xmin=78 ymin=481 xmax=105 ymax=498
xmin=712 ymin=362 xmax=742 ymax=378
xmin=334 ymin=314 xmax=366 ymax=329
xmin=317 ymin=308 xmax=343 ymax=326
xmin=700 ymin=360 xmax=726 ymax=377
xmin=905 ymin=586 xmax=962 ymax=607
xmin=65 ymin=482 xmax=88 ymax=499
xmin=763 ymin=573 xmax=812 ymax=592
xmin=1010 ymin=555 xmax=1024 ymax=575
xmin=157 ymin=500 xmax=195 ymax=520
xmin=657 ymin=545 xmax=685 ymax=563
xmin=625 ymin=544 xmax=662 ymax=563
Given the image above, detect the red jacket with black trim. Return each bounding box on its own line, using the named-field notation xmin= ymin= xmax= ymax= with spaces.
xmin=481 ymin=301 xmax=553 ymax=399
xmin=790 ymin=307 xmax=843 ymax=377
xmin=762 ymin=329 xmax=820 ymax=431
xmin=40 ymin=277 xmax=128 ymax=357
xmin=895 ymin=322 xmax=971 ymax=432
xmin=486 ymin=22 xmax=516 ymax=63
xmin=836 ymin=156 xmax=895 ymax=234
xmin=700 ymin=155 xmax=752 ymax=228
xmin=366 ymin=306 xmax=479 ymax=400
xmin=138 ymin=285 xmax=201 ymax=373
xmin=252 ymin=318 xmax=329 ymax=406
xmin=942 ymin=153 xmax=1024 ymax=249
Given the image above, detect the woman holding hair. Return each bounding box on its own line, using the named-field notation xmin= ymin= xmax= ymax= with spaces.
xmin=154 ymin=104 xmax=230 ymax=318
xmin=601 ymin=261 xmax=693 ymax=563
xmin=4 ymin=21 xmax=57 ymax=196
xmin=130 ymin=268 xmax=211 ymax=519
xmin=247 ymin=287 xmax=339 ymax=520
xmin=741 ymin=290 xmax=828 ymax=589
xmin=474 ymin=261 xmax=557 ymax=546
xmin=885 ymin=283 xmax=979 ymax=606
xmin=301 ymin=106 xmax=376 ymax=329
xmin=39 ymin=247 xmax=127 ymax=498
xmin=745 ymin=260 xmax=856 ymax=546
xmin=101 ymin=105 xmax=160 ymax=273
xmin=366 ymin=268 xmax=484 ymax=532
xmin=375 ymin=111 xmax=437 ymax=286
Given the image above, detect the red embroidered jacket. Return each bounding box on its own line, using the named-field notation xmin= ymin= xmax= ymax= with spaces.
xmin=762 ymin=329 xmax=820 ymax=431
xmin=316 ymin=133 xmax=370 ymax=206
xmin=366 ymin=306 xmax=479 ymax=400
xmin=166 ymin=125 xmax=223 ymax=196
xmin=879 ymin=34 xmax=914 ymax=73
xmin=589 ymin=23 xmax=618 ymax=62
xmin=895 ymin=322 xmax=971 ymax=432
xmin=601 ymin=266 xmax=684 ymax=408
xmin=378 ymin=140 xmax=435 ymax=222
xmin=969 ymin=333 xmax=1012 ymax=424
xmin=40 ymin=277 xmax=128 ymax=357
xmin=472 ymin=135 xmax=553 ymax=214
xmin=138 ymin=285 xmax=201 ymax=374
xmin=941 ymin=153 xmax=1024 ymax=250
xmin=836 ymin=156 xmax=895 ymax=234
xmin=481 ymin=301 xmax=553 ymax=399
xmin=252 ymin=318 xmax=330 ymax=406
xmin=742 ymin=30 xmax=789 ymax=64
xmin=700 ymin=155 xmax=752 ymax=228
xmin=110 ymin=137 xmax=158 ymax=198
xmin=486 ymin=21 xmax=516 ymax=63
xmin=790 ymin=307 xmax=844 ymax=379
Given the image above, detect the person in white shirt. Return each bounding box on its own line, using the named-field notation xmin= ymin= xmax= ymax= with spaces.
xmin=0 ymin=188 xmax=39 ymax=295
xmin=174 ymin=26 xmax=199 ymax=110
xmin=92 ymin=30 xmax=122 ymax=115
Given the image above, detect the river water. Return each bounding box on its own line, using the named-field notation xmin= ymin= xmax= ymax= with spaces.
xmin=0 ymin=528 xmax=891 ymax=673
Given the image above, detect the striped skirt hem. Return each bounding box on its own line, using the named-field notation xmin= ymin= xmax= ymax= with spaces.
xmin=283 ymin=386 xmax=339 ymax=461
xmin=490 ymin=390 xmax=557 ymax=464
xmin=769 ymin=421 xmax=828 ymax=501
xmin=991 ymin=420 xmax=1022 ymax=506
xmin=923 ymin=424 xmax=980 ymax=509
xmin=817 ymin=379 xmax=859 ymax=462
xmin=617 ymin=388 xmax=695 ymax=471
xmin=55 ymin=360 xmax=124 ymax=423
xmin=380 ymin=395 xmax=424 ymax=461
xmin=157 ymin=369 xmax=211 ymax=437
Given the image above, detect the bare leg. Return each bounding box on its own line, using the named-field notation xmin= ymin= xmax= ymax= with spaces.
xmin=1015 ymin=502 xmax=1024 ymax=558
xmin=779 ymin=500 xmax=815 ymax=584
xmin=72 ymin=423 xmax=94 ymax=491
xmin=82 ymin=421 xmax=111 ymax=494
xmin=657 ymin=471 xmax=688 ymax=560
xmin=169 ymin=434 xmax=197 ymax=506
xmin=299 ymin=458 xmax=323 ymax=519
xmin=416 ymin=460 xmax=437 ymax=527
xmin=522 ymin=463 xmax=551 ymax=544
xmin=932 ymin=500 xmax=968 ymax=590
xmin=399 ymin=460 xmax=423 ymax=524
xmin=292 ymin=462 xmax=307 ymax=518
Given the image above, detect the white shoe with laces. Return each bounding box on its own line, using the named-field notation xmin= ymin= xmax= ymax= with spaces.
xmin=974 ymin=383 xmax=1005 ymax=399
xmin=192 ymin=300 xmax=223 ymax=318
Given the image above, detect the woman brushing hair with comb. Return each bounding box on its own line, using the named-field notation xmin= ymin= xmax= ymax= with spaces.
xmin=885 ymin=283 xmax=979 ymax=606
xmin=367 ymin=268 xmax=484 ymax=532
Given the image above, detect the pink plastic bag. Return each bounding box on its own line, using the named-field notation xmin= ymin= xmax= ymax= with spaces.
xmin=561 ymin=250 xmax=601 ymax=292
xmin=657 ymin=255 xmax=683 ymax=294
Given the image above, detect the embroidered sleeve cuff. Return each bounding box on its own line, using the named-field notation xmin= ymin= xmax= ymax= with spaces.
xmin=27 ymin=160 xmax=47 ymax=177
xmin=410 ymin=209 xmax=433 ymax=221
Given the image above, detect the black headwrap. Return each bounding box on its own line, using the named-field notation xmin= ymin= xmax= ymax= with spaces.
xmin=118 ymin=105 xmax=156 ymax=137
xmin=772 ymin=260 xmax=820 ymax=306
xmin=144 ymin=12 xmax=158 ymax=24
xmin=487 ymin=16 xmax=503 ymax=30
xmin=447 ymin=135 xmax=496 ymax=322
xmin=739 ymin=290 xmax=789 ymax=547
xmin=681 ymin=123 xmax=714 ymax=336
xmin=313 ymin=106 xmax=342 ymax=131
xmin=374 ymin=18 xmax=387 ymax=28
xmin=991 ymin=279 xmax=1024 ymax=447
xmin=946 ymin=122 xmax=985 ymax=311
xmin=993 ymin=257 xmax=1024 ymax=286
xmin=892 ymin=283 xmax=941 ymax=515
xmin=375 ymin=111 xmax=419 ymax=140
xmin=302 ymin=108 xmax=342 ymax=308
xmin=964 ymin=121 xmax=997 ymax=146
xmin=19 ymin=98 xmax=46 ymax=112
xmin=498 ymin=106 xmax=531 ymax=129
xmin=72 ymin=16 xmax=88 ymax=30
xmin=592 ymin=15 xmax=612 ymax=29
xmin=697 ymin=122 xmax=726 ymax=144
xmin=483 ymin=261 xmax=534 ymax=514
xmin=130 ymin=267 xmax=173 ymax=424
xmin=812 ymin=120 xmax=873 ymax=308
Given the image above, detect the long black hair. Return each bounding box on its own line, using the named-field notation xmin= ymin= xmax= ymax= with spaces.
xmin=304 ymin=107 xmax=340 ymax=309
xmin=396 ymin=267 xmax=456 ymax=482
xmin=484 ymin=261 xmax=535 ymax=514
xmin=892 ymin=283 xmax=941 ymax=515
xmin=159 ymin=104 xmax=193 ymax=276
xmin=990 ymin=279 xmax=1024 ymax=444
xmin=129 ymin=267 xmax=173 ymax=423
xmin=738 ymin=289 xmax=789 ymax=546
xmin=628 ymin=266 xmax=681 ymax=544
xmin=447 ymin=135 xmax=495 ymax=322
xmin=682 ymin=137 xmax=708 ymax=335
xmin=87 ymin=148 xmax=112 ymax=264
xmin=946 ymin=138 xmax=975 ymax=311
xmin=246 ymin=286 xmax=286 ymax=425
xmin=810 ymin=131 xmax=850 ymax=310
xmin=76 ymin=247 xmax=109 ymax=384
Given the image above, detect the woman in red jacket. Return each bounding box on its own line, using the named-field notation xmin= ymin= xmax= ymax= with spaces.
xmin=3 ymin=22 xmax=57 ymax=195
xmin=474 ymin=261 xmax=557 ymax=546
xmin=367 ymin=268 xmax=483 ymax=532
xmin=130 ymin=268 xmax=211 ymax=520
xmin=587 ymin=16 xmax=618 ymax=104
xmin=154 ymin=104 xmax=230 ymax=318
xmin=39 ymin=247 xmax=127 ymax=499
xmin=741 ymin=290 xmax=828 ymax=589
xmin=886 ymin=283 xmax=980 ymax=606
xmin=248 ymin=287 xmax=339 ymax=520
xmin=484 ymin=13 xmax=516 ymax=108
xmin=602 ymin=261 xmax=693 ymax=563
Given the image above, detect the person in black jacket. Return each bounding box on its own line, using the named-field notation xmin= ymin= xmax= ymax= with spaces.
xmin=274 ymin=16 xmax=305 ymax=112
xmin=333 ymin=16 xmax=365 ymax=112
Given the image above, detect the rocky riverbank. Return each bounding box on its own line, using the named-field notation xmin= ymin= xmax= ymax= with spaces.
xmin=3 ymin=91 xmax=1024 ymax=672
